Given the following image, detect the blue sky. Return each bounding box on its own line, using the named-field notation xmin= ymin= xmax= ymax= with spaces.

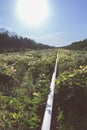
xmin=0 ymin=0 xmax=87 ymax=47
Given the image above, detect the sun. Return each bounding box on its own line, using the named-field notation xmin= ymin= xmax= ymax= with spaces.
xmin=17 ymin=0 xmax=49 ymax=26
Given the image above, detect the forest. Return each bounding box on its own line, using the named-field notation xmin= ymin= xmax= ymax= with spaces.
xmin=0 ymin=30 xmax=54 ymax=53
xmin=63 ymin=39 xmax=87 ymax=50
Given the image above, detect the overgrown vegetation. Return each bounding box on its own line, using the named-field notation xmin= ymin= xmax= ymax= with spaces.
xmin=0 ymin=49 xmax=57 ymax=130
xmin=55 ymin=49 xmax=87 ymax=130
xmin=0 ymin=48 xmax=87 ymax=130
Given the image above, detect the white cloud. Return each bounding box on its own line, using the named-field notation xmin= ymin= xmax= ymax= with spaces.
xmin=33 ymin=31 xmax=69 ymax=47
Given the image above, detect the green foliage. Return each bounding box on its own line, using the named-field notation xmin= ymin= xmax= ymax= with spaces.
xmin=0 ymin=49 xmax=57 ymax=130
xmin=1 ymin=48 xmax=87 ymax=130
xmin=55 ymin=49 xmax=87 ymax=130
xmin=58 ymin=49 xmax=87 ymax=73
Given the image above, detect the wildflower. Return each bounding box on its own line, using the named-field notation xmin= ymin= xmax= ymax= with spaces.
xmin=79 ymin=66 xmax=83 ymax=69
xmin=10 ymin=66 xmax=16 ymax=74
xmin=33 ymin=92 xmax=40 ymax=97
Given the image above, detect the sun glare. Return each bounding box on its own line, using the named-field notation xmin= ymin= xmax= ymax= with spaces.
xmin=17 ymin=0 xmax=49 ymax=26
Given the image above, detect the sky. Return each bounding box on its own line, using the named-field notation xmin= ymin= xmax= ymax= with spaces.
xmin=0 ymin=0 xmax=87 ymax=47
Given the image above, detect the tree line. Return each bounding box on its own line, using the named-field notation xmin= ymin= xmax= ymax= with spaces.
xmin=63 ymin=39 xmax=87 ymax=50
xmin=0 ymin=30 xmax=54 ymax=53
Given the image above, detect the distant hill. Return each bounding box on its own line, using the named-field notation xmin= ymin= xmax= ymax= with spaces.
xmin=0 ymin=28 xmax=54 ymax=53
xmin=64 ymin=39 xmax=87 ymax=50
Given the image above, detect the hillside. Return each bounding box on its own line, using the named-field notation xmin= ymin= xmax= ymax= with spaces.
xmin=64 ymin=39 xmax=87 ymax=50
xmin=0 ymin=29 xmax=54 ymax=53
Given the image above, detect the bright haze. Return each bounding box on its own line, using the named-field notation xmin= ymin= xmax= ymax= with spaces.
xmin=0 ymin=0 xmax=87 ymax=47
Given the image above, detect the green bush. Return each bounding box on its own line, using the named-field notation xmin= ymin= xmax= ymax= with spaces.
xmin=56 ymin=66 xmax=87 ymax=130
